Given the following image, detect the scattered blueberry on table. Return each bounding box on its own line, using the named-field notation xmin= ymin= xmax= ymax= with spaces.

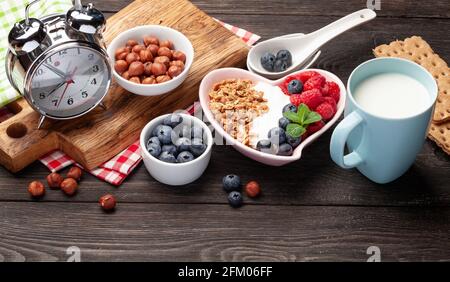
xmin=146 ymin=114 xmax=207 ymax=163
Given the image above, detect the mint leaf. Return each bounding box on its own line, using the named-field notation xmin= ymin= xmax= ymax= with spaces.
xmin=286 ymin=123 xmax=306 ymax=138
xmin=303 ymin=111 xmax=322 ymax=125
xmin=297 ymin=104 xmax=310 ymax=124
xmin=283 ymin=111 xmax=302 ymax=124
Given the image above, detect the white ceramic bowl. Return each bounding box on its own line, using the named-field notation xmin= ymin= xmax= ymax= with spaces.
xmin=107 ymin=25 xmax=194 ymax=96
xmin=140 ymin=113 xmax=213 ymax=186
xmin=199 ymin=67 xmax=346 ymax=166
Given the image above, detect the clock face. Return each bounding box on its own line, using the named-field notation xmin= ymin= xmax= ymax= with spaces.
xmin=28 ymin=46 xmax=110 ymax=119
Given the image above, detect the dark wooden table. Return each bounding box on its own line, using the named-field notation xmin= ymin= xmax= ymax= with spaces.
xmin=0 ymin=0 xmax=449 ymax=262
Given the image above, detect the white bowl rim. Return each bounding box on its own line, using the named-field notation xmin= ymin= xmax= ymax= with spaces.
xmin=199 ymin=67 xmax=347 ymax=162
xmin=107 ymin=25 xmax=194 ymax=88
xmin=140 ymin=113 xmax=213 ymax=167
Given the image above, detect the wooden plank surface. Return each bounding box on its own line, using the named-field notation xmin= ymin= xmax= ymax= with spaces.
xmin=0 ymin=0 xmax=449 ymax=261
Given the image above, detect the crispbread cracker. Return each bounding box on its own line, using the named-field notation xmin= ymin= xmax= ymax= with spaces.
xmin=429 ymin=122 xmax=450 ymax=155
xmin=373 ymin=36 xmax=450 ymax=123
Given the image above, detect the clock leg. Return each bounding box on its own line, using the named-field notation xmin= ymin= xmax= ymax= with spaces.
xmin=37 ymin=115 xmax=46 ymax=130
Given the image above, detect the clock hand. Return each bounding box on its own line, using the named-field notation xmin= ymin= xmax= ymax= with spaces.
xmin=56 ymin=66 xmax=78 ymax=108
xmin=46 ymin=80 xmax=67 ymax=97
xmin=43 ymin=63 xmax=66 ymax=79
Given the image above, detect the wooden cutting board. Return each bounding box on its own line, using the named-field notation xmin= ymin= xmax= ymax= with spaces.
xmin=0 ymin=0 xmax=249 ymax=173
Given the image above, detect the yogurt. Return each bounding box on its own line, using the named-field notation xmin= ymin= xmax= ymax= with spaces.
xmin=249 ymin=82 xmax=290 ymax=147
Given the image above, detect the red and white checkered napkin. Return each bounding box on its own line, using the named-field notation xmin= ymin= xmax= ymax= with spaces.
xmin=37 ymin=23 xmax=260 ymax=185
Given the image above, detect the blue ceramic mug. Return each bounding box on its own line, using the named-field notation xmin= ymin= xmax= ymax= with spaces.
xmin=330 ymin=57 xmax=437 ymax=184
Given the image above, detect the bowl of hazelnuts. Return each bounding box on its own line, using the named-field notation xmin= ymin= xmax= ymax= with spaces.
xmin=107 ymin=25 xmax=194 ymax=96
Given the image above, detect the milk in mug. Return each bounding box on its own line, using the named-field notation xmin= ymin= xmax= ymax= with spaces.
xmin=353 ymin=72 xmax=430 ymax=118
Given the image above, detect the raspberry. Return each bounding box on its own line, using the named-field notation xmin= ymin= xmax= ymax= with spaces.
xmin=298 ymin=89 xmax=324 ymax=110
xmin=289 ymin=94 xmax=302 ymax=107
xmin=325 ymin=81 xmax=340 ymax=103
xmin=306 ymin=120 xmax=325 ymax=135
xmin=297 ymin=71 xmax=320 ymax=83
xmin=279 ymin=84 xmax=290 ymax=95
xmin=304 ymin=75 xmax=326 ymax=92
xmin=315 ymin=102 xmax=335 ymax=121
xmin=324 ymin=96 xmax=337 ymax=111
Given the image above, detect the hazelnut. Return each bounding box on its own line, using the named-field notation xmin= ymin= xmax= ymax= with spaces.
xmin=147 ymin=44 xmax=159 ymax=57
xmin=144 ymin=36 xmax=159 ymax=46
xmin=139 ymin=49 xmax=153 ymax=63
xmin=126 ymin=39 xmax=139 ymax=47
xmin=99 ymin=194 xmax=117 ymax=211
xmin=160 ymin=40 xmax=174 ymax=50
xmin=142 ymin=76 xmax=156 ymax=84
xmin=170 ymin=60 xmax=185 ymax=69
xmin=245 ymin=181 xmax=261 ymax=198
xmin=67 ymin=166 xmax=82 ymax=181
xmin=116 ymin=52 xmax=128 ymax=60
xmin=172 ymin=50 xmax=186 ymax=63
xmin=167 ymin=65 xmax=182 ymax=78
xmin=151 ymin=62 xmax=167 ymax=76
xmin=114 ymin=47 xmax=129 ymax=60
xmin=154 ymin=56 xmax=170 ymax=68
xmin=129 ymin=76 xmax=141 ymax=84
xmin=114 ymin=60 xmax=128 ymax=74
xmin=125 ymin=52 xmax=140 ymax=64
xmin=132 ymin=44 xmax=146 ymax=54
xmin=60 ymin=178 xmax=78 ymax=196
xmin=46 ymin=172 xmax=63 ymax=189
xmin=121 ymin=71 xmax=130 ymax=80
xmin=128 ymin=61 xmax=145 ymax=76
xmin=156 ymin=75 xmax=171 ymax=83
xmin=157 ymin=47 xmax=172 ymax=59
xmin=144 ymin=62 xmax=153 ymax=76
xmin=28 ymin=180 xmax=45 ymax=198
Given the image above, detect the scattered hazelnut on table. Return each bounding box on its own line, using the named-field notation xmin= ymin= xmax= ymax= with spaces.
xmin=46 ymin=172 xmax=63 ymax=189
xmin=99 ymin=194 xmax=117 ymax=212
xmin=28 ymin=180 xmax=45 ymax=198
xmin=67 ymin=166 xmax=82 ymax=182
xmin=245 ymin=181 xmax=261 ymax=198
xmin=60 ymin=178 xmax=78 ymax=196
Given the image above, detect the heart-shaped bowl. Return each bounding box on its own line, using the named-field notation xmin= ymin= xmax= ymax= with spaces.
xmin=199 ymin=67 xmax=346 ymax=166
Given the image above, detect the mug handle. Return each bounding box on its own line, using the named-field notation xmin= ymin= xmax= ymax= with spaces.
xmin=330 ymin=111 xmax=364 ymax=168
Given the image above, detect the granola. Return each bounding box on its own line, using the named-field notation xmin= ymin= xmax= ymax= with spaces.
xmin=208 ymin=79 xmax=269 ymax=145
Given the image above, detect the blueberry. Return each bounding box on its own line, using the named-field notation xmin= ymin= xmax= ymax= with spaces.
xmin=260 ymin=52 xmax=276 ymax=71
xmin=147 ymin=143 xmax=161 ymax=158
xmin=273 ymin=59 xmax=289 ymax=72
xmin=191 ymin=126 xmax=204 ymax=139
xmin=268 ymin=127 xmax=286 ymax=145
xmin=173 ymin=124 xmax=191 ymax=138
xmin=282 ymin=103 xmax=297 ymax=114
xmin=158 ymin=151 xmax=176 ymax=163
xmin=163 ymin=114 xmax=183 ymax=128
xmin=278 ymin=117 xmax=290 ymax=130
xmin=227 ymin=191 xmax=243 ymax=208
xmin=152 ymin=124 xmax=163 ymax=137
xmin=277 ymin=143 xmax=293 ymax=156
xmin=156 ymin=125 xmax=173 ymax=145
xmin=162 ymin=144 xmax=178 ymax=156
xmin=286 ymin=134 xmax=301 ymax=148
xmin=287 ymin=79 xmax=303 ymax=94
xmin=190 ymin=138 xmax=207 ymax=157
xmin=175 ymin=137 xmax=191 ymax=152
xmin=276 ymin=49 xmax=292 ymax=66
xmin=177 ymin=151 xmax=195 ymax=163
xmin=222 ymin=174 xmax=241 ymax=192
xmin=147 ymin=136 xmax=161 ymax=148
xmin=256 ymin=139 xmax=275 ymax=154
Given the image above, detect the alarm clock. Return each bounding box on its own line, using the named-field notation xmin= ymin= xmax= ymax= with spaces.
xmin=5 ymin=0 xmax=111 ymax=129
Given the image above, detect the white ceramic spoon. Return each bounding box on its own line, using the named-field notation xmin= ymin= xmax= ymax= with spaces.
xmin=247 ymin=9 xmax=377 ymax=79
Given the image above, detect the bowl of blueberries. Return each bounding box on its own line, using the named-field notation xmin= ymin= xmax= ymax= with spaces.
xmin=140 ymin=113 xmax=213 ymax=186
